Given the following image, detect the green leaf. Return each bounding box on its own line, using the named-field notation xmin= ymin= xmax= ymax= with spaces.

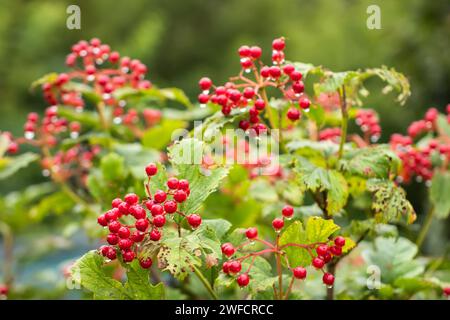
xmin=293 ymin=157 xmax=348 ymax=215
xmin=142 ymin=119 xmax=187 ymax=150
xmin=201 ymin=219 xmax=232 ymax=240
xmin=124 ymin=260 xmax=165 ymax=299
xmin=113 ymin=87 xmax=193 ymax=108
xmin=29 ymin=191 xmax=76 ymax=222
xmin=364 ymin=66 xmax=411 ymax=105
xmin=393 ymin=277 xmax=441 ymax=295
xmin=430 ymin=172 xmax=450 ymax=219
xmin=71 ymin=251 xmax=131 ymax=299
xmin=0 ymin=153 xmax=39 ymax=180
xmin=362 ymin=237 xmax=425 ymax=284
xmin=114 ymin=143 xmax=160 ymax=179
xmin=279 ymin=217 xmax=340 ymax=267
xmin=339 ymin=145 xmax=400 ymax=179
xmin=168 ymin=138 xmax=229 ymax=214
xmin=100 ymin=153 xmax=125 ymax=181
xmin=57 ymin=106 xmax=100 ymax=128
xmin=30 ymin=72 xmax=58 ymax=90
xmin=437 ymin=114 xmax=450 ymax=137
xmin=367 ymin=179 xmax=416 ymax=224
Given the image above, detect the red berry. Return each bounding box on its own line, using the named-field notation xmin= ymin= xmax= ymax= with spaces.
xmin=108 ymin=221 xmax=121 ymax=233
xmin=299 ymin=97 xmax=311 ymax=109
xmin=229 ymin=261 xmax=242 ymax=274
xmin=222 ymin=261 xmax=231 ymax=274
xmin=187 ymin=214 xmax=202 ymax=228
xmin=334 ymin=236 xmax=345 ymax=247
xmin=7 ymin=142 xmax=19 ymax=154
xmin=221 ymin=243 xmax=235 ymax=257
xmin=124 ymin=193 xmax=139 ymax=205
xmin=272 ymin=218 xmax=284 ymax=230
xmin=105 ymin=247 xmax=117 ymax=260
xmin=118 ymin=202 xmax=129 ymax=215
xmin=163 ymin=200 xmax=177 ymax=213
xmin=174 ymin=190 xmax=187 ymax=202
xmin=292 ymin=81 xmax=305 ymax=94
xmin=122 ymin=250 xmax=135 ymax=263
xmin=250 ymin=46 xmax=262 ymax=59
xmin=281 ymin=205 xmax=294 ymax=218
xmin=154 ymin=190 xmax=167 ymax=203
xmin=107 ymin=233 xmax=119 ymax=245
xmin=329 ymin=245 xmax=342 ymax=256
xmin=269 ymin=66 xmax=281 ymax=78
xmin=150 ymin=229 xmax=161 ymax=241
xmin=105 ymin=209 xmax=119 ymax=221
xmin=260 ymin=66 xmax=270 ymax=78
xmin=118 ymin=226 xmax=131 ymax=239
xmin=101 ymin=245 xmax=110 ymax=256
xmin=322 ymin=273 xmax=335 ymax=286
xmin=118 ymin=238 xmax=133 ymax=250
xmin=443 ymin=287 xmax=450 ymax=296
xmin=199 ymin=77 xmax=212 ymax=90
xmin=312 ymin=257 xmax=325 ymax=269
xmin=130 ymin=231 xmax=145 ymax=243
xmin=287 ymin=108 xmax=300 ymax=121
xmin=283 ymin=64 xmax=295 ymax=75
xmin=322 ymin=252 xmax=332 ymax=263
xmin=111 ymin=198 xmax=122 ymax=208
xmin=239 ymin=120 xmax=250 ymax=131
xmin=135 ymin=219 xmax=149 ymax=232
xmin=0 ymin=284 xmax=8 ymax=296
xmin=139 ymin=257 xmax=153 ymax=269
xmin=237 ymin=273 xmax=250 ymax=287
xmin=238 ymin=45 xmax=251 ymax=57
xmin=254 ymin=99 xmax=265 ymax=110
xmin=129 ymin=205 xmax=146 ymax=219
xmin=97 ymin=214 xmax=108 ymax=226
xmin=198 ymin=93 xmax=209 ymax=104
xmin=243 ymin=87 xmax=255 ymax=99
xmin=316 ymin=245 xmax=329 ymax=257
xmin=290 ymin=71 xmax=302 ymax=81
xmin=245 ymin=227 xmax=258 ymax=239
xmin=178 ymin=179 xmax=190 ymax=190
xmin=293 ymin=267 xmax=307 ymax=279
xmin=272 ymin=37 xmax=285 ymax=51
xmin=153 ymin=215 xmax=166 ymax=228
xmin=167 ymin=177 xmax=179 ymax=189
xmin=145 ymin=163 xmax=158 ymax=176
xmin=151 ymin=204 xmax=164 ymax=216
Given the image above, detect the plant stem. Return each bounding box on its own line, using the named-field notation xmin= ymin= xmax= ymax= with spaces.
xmin=96 ymin=101 xmax=109 ymax=130
xmin=192 ymin=265 xmax=218 ymax=300
xmin=416 ymin=206 xmax=435 ymax=249
xmin=338 ymin=86 xmax=348 ymax=160
xmin=326 ymin=263 xmax=336 ymax=300
xmin=275 ymin=234 xmax=283 ymax=300
xmin=0 ymin=221 xmax=14 ymax=286
xmin=284 ymin=276 xmax=295 ymax=300
xmin=261 ymin=88 xmax=277 ymax=130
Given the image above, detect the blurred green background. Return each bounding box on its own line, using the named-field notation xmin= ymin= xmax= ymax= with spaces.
xmin=0 ymin=0 xmax=449 ymax=298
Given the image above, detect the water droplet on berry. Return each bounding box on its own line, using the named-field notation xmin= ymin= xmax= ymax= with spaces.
xmin=42 ymin=169 xmax=50 ymax=177
xmin=96 ymin=59 xmax=104 ymax=65
xmin=87 ymin=75 xmax=95 ymax=82
xmin=285 ymin=216 xmax=293 ymax=221
xmin=303 ymin=108 xmax=310 ymax=113
xmin=202 ymin=90 xmax=210 ymax=95
xmin=416 ymin=176 xmax=423 ymax=183
xmin=80 ymin=50 xmax=87 ymax=57
xmin=92 ymin=48 xmax=100 ymax=55
xmin=326 ymin=285 xmax=333 ymax=289
xmin=102 ymin=93 xmax=111 ymax=100
xmin=105 ymin=258 xmax=111 ymax=263
xmin=425 ymin=180 xmax=432 ymax=187
xmin=70 ymin=132 xmax=79 ymax=139
xmin=113 ymin=117 xmax=122 ymax=124
xmin=118 ymin=100 xmax=126 ymax=108
xmin=121 ymin=67 xmax=129 ymax=73
xmin=24 ymin=131 xmax=35 ymax=140
xmin=244 ymin=68 xmax=251 ymax=74
xmin=200 ymin=104 xmax=206 ymax=108
xmin=75 ymin=106 xmax=83 ymax=113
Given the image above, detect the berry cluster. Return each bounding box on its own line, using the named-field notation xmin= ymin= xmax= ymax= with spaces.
xmin=97 ymin=163 xmax=201 ymax=267
xmin=197 ymin=37 xmax=311 ymax=134
xmin=220 ymin=205 xmax=345 ymax=293
xmin=0 ymin=284 xmax=7 ymax=297
xmin=319 ymin=127 xmax=342 ymax=143
xmin=355 ymin=109 xmax=381 ymax=142
xmin=2 ymin=131 xmax=19 ymax=154
xmin=41 ymin=38 xmax=152 ymax=127
xmin=390 ymin=106 xmax=450 ymax=183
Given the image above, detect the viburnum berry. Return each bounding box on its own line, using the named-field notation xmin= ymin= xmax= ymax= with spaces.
xmin=281 ymin=205 xmax=294 ymax=218
xmin=118 ymin=202 xmax=130 ymax=215
xmin=178 ymin=179 xmax=189 ymax=190
xmin=97 ymin=214 xmax=108 ymax=226
xmin=135 ymin=218 xmax=149 ymax=232
xmin=250 ymin=46 xmax=262 ymax=59
xmin=130 ymin=205 xmax=146 ymax=219
xmin=312 ymin=257 xmax=325 ymax=269
xmin=299 ymin=97 xmax=311 ymax=109
xmin=164 ymin=200 xmax=177 ymax=213
xmin=154 ymin=190 xmax=167 ymax=203
xmin=153 ymin=215 xmax=166 ymax=228
xmin=237 ymin=273 xmax=250 ymax=287
xmin=108 ymin=221 xmax=121 ymax=233
xmin=329 ymin=245 xmax=342 ymax=256
xmin=130 ymin=231 xmax=145 ymax=243
xmin=272 ymin=218 xmax=284 ymax=230
xmin=198 ymin=93 xmax=209 ymax=104
xmin=272 ymin=37 xmax=285 ymax=51
xmin=322 ymin=252 xmax=332 ymax=263
xmin=139 ymin=257 xmax=153 ymax=269
xmin=118 ymin=238 xmax=133 ymax=250
xmin=0 ymin=284 xmax=8 ymax=296
xmin=229 ymin=261 xmax=242 ymax=274
xmin=107 ymin=233 xmax=119 ymax=245
xmin=293 ymin=267 xmax=307 ymax=280
xmin=443 ymin=287 xmax=450 ymax=297
xmin=111 ymin=198 xmax=122 ymax=208
xmin=105 ymin=247 xmax=117 ymax=260
xmin=222 ymin=261 xmax=231 ymax=274
xmin=334 ymin=236 xmax=345 ymax=247
xmin=287 ymin=107 xmax=300 ymax=121
xmin=118 ymin=226 xmax=131 ymax=239
xmin=221 ymin=243 xmax=235 ymax=257
xmin=322 ymin=273 xmax=335 ymax=286
xmin=124 ymin=193 xmax=139 ymax=205
xmin=122 ymin=250 xmax=135 ymax=263
xmin=245 ymin=227 xmax=258 ymax=239
xmin=150 ymin=229 xmax=162 ymax=241
xmin=150 ymin=204 xmax=164 ymax=216
xmin=290 ymin=71 xmax=302 ymax=81
xmin=145 ymin=163 xmax=158 ymax=176
xmin=316 ymin=245 xmax=329 ymax=257
xmin=238 ymin=45 xmax=251 ymax=57
xmin=199 ymin=77 xmax=212 ymax=91
xmin=167 ymin=177 xmax=179 ymax=189
xmin=174 ymin=189 xmax=187 ymax=202
xmin=187 ymin=214 xmax=202 ymax=228
xmin=105 ymin=209 xmax=119 ymax=221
